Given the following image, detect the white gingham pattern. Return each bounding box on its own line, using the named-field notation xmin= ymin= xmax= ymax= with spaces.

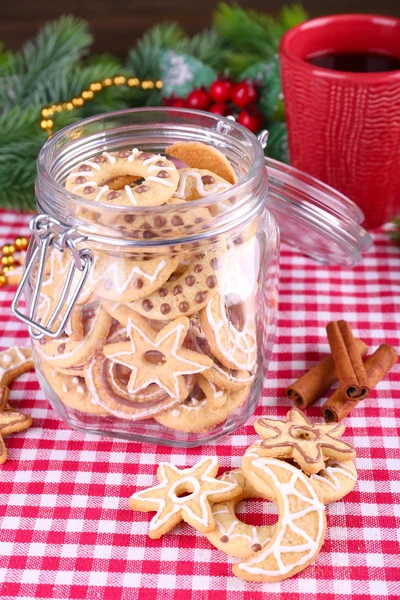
xmin=0 ymin=213 xmax=399 ymax=600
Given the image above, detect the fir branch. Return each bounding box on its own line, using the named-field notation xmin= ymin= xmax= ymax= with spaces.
xmin=176 ymin=28 xmax=227 ymax=69
xmin=0 ymin=16 xmax=92 ymax=110
xmin=126 ymin=23 xmax=187 ymax=80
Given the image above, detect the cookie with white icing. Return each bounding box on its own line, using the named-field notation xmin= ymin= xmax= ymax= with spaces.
xmin=198 ymin=374 xmax=228 ymax=410
xmin=236 ymin=447 xmax=327 ymax=582
xmin=173 ymin=168 xmax=232 ymax=201
xmin=0 ymin=386 xmax=32 ymax=465
xmin=129 ymin=456 xmax=242 ymax=538
xmin=205 ymin=469 xmax=274 ymax=559
xmin=36 ymin=305 xmax=113 ymax=369
xmin=0 ymin=347 xmax=33 ymax=387
xmin=65 ymin=150 xmax=179 ymax=207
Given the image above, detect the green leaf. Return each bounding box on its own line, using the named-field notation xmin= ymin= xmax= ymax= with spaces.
xmin=266 ymin=122 xmax=289 ymax=162
xmin=160 ymin=50 xmax=216 ymax=98
xmin=242 ymin=56 xmax=283 ymax=120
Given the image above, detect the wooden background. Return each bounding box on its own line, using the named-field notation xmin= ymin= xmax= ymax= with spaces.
xmin=1 ymin=0 xmax=399 ymax=55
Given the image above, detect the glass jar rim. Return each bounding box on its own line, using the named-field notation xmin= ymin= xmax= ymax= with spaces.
xmin=36 ymin=107 xmax=266 ymax=223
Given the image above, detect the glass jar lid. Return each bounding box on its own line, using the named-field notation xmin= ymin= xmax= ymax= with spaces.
xmin=266 ymin=157 xmax=373 ymax=266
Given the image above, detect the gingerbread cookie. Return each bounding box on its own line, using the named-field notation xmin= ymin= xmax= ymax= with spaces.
xmin=129 ymin=456 xmax=242 ymax=538
xmin=254 ymin=408 xmax=356 ymax=475
xmin=85 ymin=352 xmax=183 ymax=420
xmin=0 ymin=386 xmax=32 ymax=465
xmin=166 ymin=142 xmax=237 ymax=184
xmin=128 ymin=252 xmax=221 ymax=320
xmin=236 ymin=448 xmax=326 ymax=582
xmin=173 ymin=168 xmax=232 ymax=201
xmin=36 ymin=305 xmax=113 ymax=369
xmin=0 ymin=347 xmax=34 ymax=386
xmin=205 ymin=469 xmax=274 ymax=559
xmin=200 ymin=294 xmax=257 ymax=370
xmin=40 ymin=360 xmax=108 ymax=417
xmin=154 ymin=384 xmax=230 ymax=433
xmin=81 ymin=251 xmax=179 ymax=303
xmin=198 ymin=374 xmax=228 ymax=410
xmin=103 ymin=314 xmax=212 ymax=400
xmin=66 ymin=150 xmax=179 ymax=207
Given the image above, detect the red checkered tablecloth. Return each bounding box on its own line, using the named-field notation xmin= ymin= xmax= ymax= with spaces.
xmin=0 ymin=212 xmax=399 ymax=600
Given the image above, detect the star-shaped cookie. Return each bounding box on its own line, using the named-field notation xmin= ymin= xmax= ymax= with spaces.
xmin=0 ymin=386 xmax=32 ymax=465
xmin=254 ymin=408 xmax=356 ymax=474
xmin=103 ymin=314 xmax=212 ymax=399
xmin=129 ymin=456 xmax=242 ymax=538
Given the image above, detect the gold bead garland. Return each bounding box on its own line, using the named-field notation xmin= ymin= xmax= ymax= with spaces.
xmin=0 ymin=237 xmax=29 ymax=288
xmin=41 ymin=75 xmax=163 ymax=137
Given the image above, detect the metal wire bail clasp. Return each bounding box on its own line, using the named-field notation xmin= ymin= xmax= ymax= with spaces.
xmin=11 ymin=214 xmax=93 ymax=340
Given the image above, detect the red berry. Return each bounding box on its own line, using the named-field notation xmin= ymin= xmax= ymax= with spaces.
xmin=237 ymin=109 xmax=263 ymax=133
xmin=185 ymin=87 xmax=211 ymax=110
xmin=162 ymin=95 xmax=185 ymax=108
xmin=209 ymin=102 xmax=228 ymax=116
xmin=231 ymin=81 xmax=258 ymax=108
xmin=209 ymin=78 xmax=233 ymax=103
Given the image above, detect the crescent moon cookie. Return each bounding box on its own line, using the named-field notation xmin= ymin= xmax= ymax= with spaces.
xmin=205 ymin=469 xmax=275 ymax=559
xmin=65 ymin=150 xmax=179 ymax=207
xmin=102 ymin=313 xmax=212 ymax=401
xmin=254 ymin=408 xmax=356 ymax=475
xmin=166 ymin=142 xmax=238 ymax=184
xmin=235 ymin=449 xmax=326 ymax=582
xmin=199 ymin=294 xmax=257 ymax=371
xmin=129 ymin=456 xmax=242 ymax=538
xmin=0 ymin=347 xmax=34 ymax=387
xmin=127 ymin=252 xmax=221 ymax=320
xmin=36 ymin=305 xmax=113 ymax=369
xmin=40 ymin=360 xmax=108 ymax=417
xmin=80 ymin=251 xmax=179 ymax=303
xmin=0 ymin=386 xmax=33 ymax=465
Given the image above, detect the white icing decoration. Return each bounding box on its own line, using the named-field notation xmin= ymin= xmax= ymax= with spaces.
xmin=94 ymin=185 xmax=109 ymax=202
xmin=127 ymin=148 xmax=140 ymax=162
xmin=77 ymin=385 xmax=85 ymax=394
xmin=66 ymin=171 xmax=93 ymax=179
xmin=78 ymin=160 xmax=101 ymax=171
xmin=130 ymin=457 xmax=239 ymax=531
xmin=171 ymin=409 xmax=181 ymax=417
xmin=62 ymin=384 xmax=68 ymax=393
xmin=237 ymin=456 xmax=325 ymax=578
xmin=147 ymin=165 xmax=176 ymax=173
xmin=146 ymin=176 xmax=174 ymax=187
xmin=309 ymin=461 xmax=357 ymax=491
xmin=124 ymin=185 xmax=137 ymax=205
xmin=108 ymin=319 xmax=208 ymax=398
xmin=174 ymin=170 xmax=230 ymax=199
xmin=0 ymin=348 xmax=31 ymax=384
xmin=213 ymin=363 xmax=254 ymax=383
xmin=208 ymin=380 xmax=224 ymax=399
xmin=72 ymin=377 xmax=79 ymax=384
xmin=206 ymin=296 xmax=256 ymax=370
xmin=102 ymin=152 xmax=116 ymax=163
xmin=142 ymin=154 xmax=165 ymax=166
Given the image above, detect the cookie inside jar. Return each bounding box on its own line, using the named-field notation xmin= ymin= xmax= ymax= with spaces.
xmin=32 ymin=110 xmax=275 ymax=448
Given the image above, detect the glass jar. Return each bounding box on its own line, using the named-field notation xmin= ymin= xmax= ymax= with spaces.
xmin=12 ymin=108 xmax=372 ymax=447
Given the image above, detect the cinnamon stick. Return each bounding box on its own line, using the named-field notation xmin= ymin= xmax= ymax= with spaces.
xmin=322 ymin=344 xmax=398 ymax=422
xmin=327 ymin=320 xmax=370 ymax=401
xmin=286 ymin=339 xmax=368 ymax=409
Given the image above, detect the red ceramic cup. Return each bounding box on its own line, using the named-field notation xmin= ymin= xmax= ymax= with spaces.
xmin=280 ymin=14 xmax=400 ymax=229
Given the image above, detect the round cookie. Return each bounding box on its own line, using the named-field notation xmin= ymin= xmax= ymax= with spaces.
xmin=81 ymin=251 xmax=179 ymax=303
xmin=173 ymin=168 xmax=232 ymax=201
xmin=36 ymin=305 xmax=113 ymax=369
xmin=205 ymin=469 xmax=274 ymax=559
xmin=40 ymin=360 xmax=108 ymax=416
xmin=166 ymin=142 xmax=237 ymax=184
xmin=0 ymin=347 xmax=33 ymax=386
xmin=308 ymin=459 xmax=358 ymax=504
xmin=85 ymin=353 xmax=183 ymax=420
xmin=154 ymin=384 xmax=229 ymax=433
xmin=200 ymin=294 xmax=257 ymax=370
xmin=128 ymin=252 xmax=221 ymax=320
xmin=236 ymin=448 xmax=327 ymax=582
xmin=65 ymin=150 xmax=179 ymax=207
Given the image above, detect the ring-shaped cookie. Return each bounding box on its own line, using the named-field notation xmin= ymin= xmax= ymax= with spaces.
xmin=200 ymin=294 xmax=257 ymax=370
xmin=36 ymin=305 xmax=113 ymax=369
xmin=166 ymin=142 xmax=237 ymax=184
xmin=65 ymin=150 xmax=179 ymax=207
xmin=173 ymin=168 xmax=232 ymax=201
xmin=236 ymin=446 xmax=326 ymax=582
xmin=205 ymin=469 xmax=275 ymax=559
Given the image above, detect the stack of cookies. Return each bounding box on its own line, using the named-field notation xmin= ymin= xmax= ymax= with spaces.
xmin=130 ymin=408 xmax=358 ymax=583
xmin=35 ymin=141 xmax=262 ymax=437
